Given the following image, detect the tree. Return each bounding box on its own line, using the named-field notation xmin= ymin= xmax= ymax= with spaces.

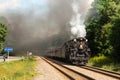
xmin=0 ymin=23 xmax=7 ymax=53
xmin=85 ymin=0 xmax=110 ymax=56
xmin=85 ymin=0 xmax=120 ymax=58
xmin=110 ymin=17 xmax=120 ymax=61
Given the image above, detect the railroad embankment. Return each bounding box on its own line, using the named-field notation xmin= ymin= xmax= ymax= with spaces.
xmin=0 ymin=57 xmax=37 ymax=80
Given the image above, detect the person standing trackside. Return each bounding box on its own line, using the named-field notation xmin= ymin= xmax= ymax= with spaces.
xmin=3 ymin=54 xmax=6 ymax=62
xmin=29 ymin=52 xmax=32 ymax=58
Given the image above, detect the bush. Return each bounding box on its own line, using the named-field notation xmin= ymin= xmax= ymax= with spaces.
xmin=88 ymin=55 xmax=120 ymax=72
xmin=0 ymin=57 xmax=37 ymax=80
xmin=88 ymin=55 xmax=112 ymax=67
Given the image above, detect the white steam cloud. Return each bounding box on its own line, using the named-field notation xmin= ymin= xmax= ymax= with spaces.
xmin=70 ymin=0 xmax=93 ymax=38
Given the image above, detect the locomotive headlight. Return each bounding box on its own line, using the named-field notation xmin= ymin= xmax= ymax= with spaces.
xmin=79 ymin=44 xmax=83 ymax=49
xmin=74 ymin=39 xmax=76 ymax=42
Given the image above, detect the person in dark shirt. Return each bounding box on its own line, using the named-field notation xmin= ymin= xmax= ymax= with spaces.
xmin=3 ymin=55 xmax=5 ymax=62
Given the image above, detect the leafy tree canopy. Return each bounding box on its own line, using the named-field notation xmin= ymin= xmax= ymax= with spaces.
xmin=85 ymin=0 xmax=120 ymax=61
xmin=0 ymin=23 xmax=7 ymax=53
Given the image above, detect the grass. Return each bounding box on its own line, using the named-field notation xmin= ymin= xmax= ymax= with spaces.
xmin=0 ymin=57 xmax=37 ymax=80
xmin=88 ymin=55 xmax=120 ymax=72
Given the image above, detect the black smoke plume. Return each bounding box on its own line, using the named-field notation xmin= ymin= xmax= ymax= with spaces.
xmin=0 ymin=0 xmax=93 ymax=55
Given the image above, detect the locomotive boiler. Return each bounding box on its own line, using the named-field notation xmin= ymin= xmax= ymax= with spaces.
xmin=46 ymin=37 xmax=91 ymax=65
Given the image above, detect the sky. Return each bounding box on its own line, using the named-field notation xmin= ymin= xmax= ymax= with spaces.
xmin=0 ymin=0 xmax=48 ymax=15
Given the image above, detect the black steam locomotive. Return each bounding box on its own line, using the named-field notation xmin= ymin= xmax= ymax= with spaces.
xmin=46 ymin=37 xmax=91 ymax=65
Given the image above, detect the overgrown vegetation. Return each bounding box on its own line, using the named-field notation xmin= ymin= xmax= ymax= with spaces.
xmin=85 ymin=0 xmax=120 ymax=71
xmin=0 ymin=22 xmax=7 ymax=53
xmin=0 ymin=57 xmax=37 ymax=80
xmin=85 ymin=0 xmax=120 ymax=61
xmin=88 ymin=56 xmax=120 ymax=72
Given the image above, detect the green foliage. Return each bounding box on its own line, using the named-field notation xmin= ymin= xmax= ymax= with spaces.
xmin=0 ymin=57 xmax=37 ymax=80
xmin=88 ymin=55 xmax=112 ymax=66
xmin=85 ymin=0 xmax=120 ymax=61
xmin=0 ymin=23 xmax=7 ymax=53
xmin=88 ymin=56 xmax=120 ymax=72
xmin=110 ymin=18 xmax=120 ymax=61
xmin=102 ymin=64 xmax=120 ymax=72
xmin=85 ymin=0 xmax=111 ymax=56
xmin=99 ymin=23 xmax=113 ymax=55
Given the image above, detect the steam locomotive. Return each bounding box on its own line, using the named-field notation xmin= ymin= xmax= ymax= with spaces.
xmin=46 ymin=37 xmax=91 ymax=65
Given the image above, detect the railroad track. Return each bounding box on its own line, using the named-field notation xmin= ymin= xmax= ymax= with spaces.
xmin=43 ymin=57 xmax=120 ymax=80
xmin=41 ymin=57 xmax=94 ymax=80
xmin=79 ymin=66 xmax=120 ymax=79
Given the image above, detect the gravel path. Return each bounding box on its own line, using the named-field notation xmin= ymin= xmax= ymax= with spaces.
xmin=33 ymin=56 xmax=68 ymax=80
xmin=0 ymin=56 xmax=22 ymax=62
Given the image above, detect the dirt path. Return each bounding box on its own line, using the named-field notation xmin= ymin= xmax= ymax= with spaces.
xmin=33 ymin=56 xmax=66 ymax=80
xmin=0 ymin=56 xmax=22 ymax=62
